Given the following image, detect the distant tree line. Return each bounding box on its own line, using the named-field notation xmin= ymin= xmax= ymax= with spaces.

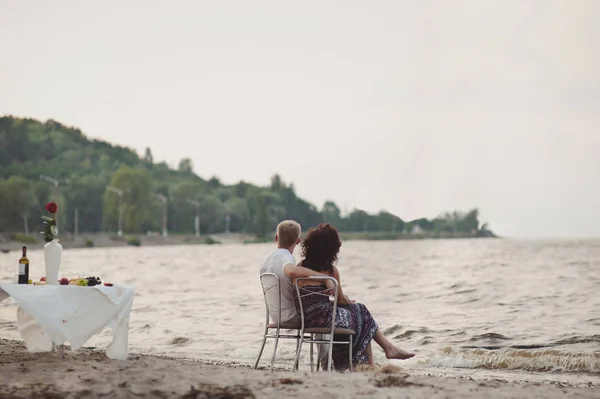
xmin=0 ymin=116 xmax=495 ymax=238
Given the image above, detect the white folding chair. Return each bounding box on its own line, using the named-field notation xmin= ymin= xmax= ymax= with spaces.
xmin=293 ymin=276 xmax=355 ymax=372
xmin=254 ymin=272 xmax=306 ymax=371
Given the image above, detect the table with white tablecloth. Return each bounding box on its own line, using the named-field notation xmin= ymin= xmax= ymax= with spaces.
xmin=0 ymin=282 xmax=135 ymax=360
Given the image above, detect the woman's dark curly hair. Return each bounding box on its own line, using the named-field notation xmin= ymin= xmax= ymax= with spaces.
xmin=301 ymin=223 xmax=342 ymax=273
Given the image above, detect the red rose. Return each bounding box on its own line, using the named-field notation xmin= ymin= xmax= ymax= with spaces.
xmin=46 ymin=202 xmax=58 ymax=214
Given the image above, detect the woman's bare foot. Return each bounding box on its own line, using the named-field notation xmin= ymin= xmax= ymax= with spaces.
xmin=385 ymin=346 xmax=415 ymax=360
xmin=373 ymin=330 xmax=416 ymax=360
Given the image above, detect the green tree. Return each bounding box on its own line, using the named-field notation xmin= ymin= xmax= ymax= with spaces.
xmin=171 ymin=181 xmax=206 ymax=233
xmin=463 ymin=208 xmax=480 ymax=232
xmin=178 ymin=158 xmax=194 ymax=174
xmin=346 ymin=209 xmax=370 ymax=232
xmin=225 ymin=197 xmax=250 ymax=232
xmin=376 ymin=211 xmax=405 ymax=233
xmin=407 ymin=218 xmax=434 ymax=233
xmin=270 ymin=174 xmax=284 ymax=191
xmin=63 ymin=175 xmax=107 ymax=233
xmin=322 ymin=200 xmax=343 ymax=228
xmin=234 ymin=181 xmax=250 ymax=198
xmin=0 ymin=177 xmax=36 ymax=233
xmin=199 ymin=195 xmax=226 ymax=234
xmin=253 ymin=195 xmax=270 ymax=237
xmin=208 ymin=176 xmax=221 ymax=189
xmin=143 ymin=147 xmax=153 ymax=168
xmin=103 ymin=166 xmax=152 ymax=233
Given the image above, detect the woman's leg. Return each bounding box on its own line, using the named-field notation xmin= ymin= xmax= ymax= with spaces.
xmin=367 ymin=343 xmax=374 ymax=365
xmin=373 ymin=329 xmax=415 ymax=360
xmin=345 ymin=300 xmax=415 ymax=361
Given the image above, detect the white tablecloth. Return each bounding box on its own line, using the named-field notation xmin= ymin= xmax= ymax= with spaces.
xmin=0 ymin=282 xmax=135 ymax=360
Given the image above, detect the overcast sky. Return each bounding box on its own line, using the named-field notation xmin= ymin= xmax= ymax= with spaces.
xmin=1 ymin=0 xmax=599 ymax=238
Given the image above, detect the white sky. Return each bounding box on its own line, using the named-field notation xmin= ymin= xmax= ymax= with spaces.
xmin=1 ymin=0 xmax=599 ymax=238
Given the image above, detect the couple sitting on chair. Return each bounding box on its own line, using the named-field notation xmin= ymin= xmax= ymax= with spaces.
xmin=260 ymin=220 xmax=414 ymax=371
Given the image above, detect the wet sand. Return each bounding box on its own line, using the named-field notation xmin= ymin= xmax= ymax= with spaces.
xmin=0 ymin=340 xmax=597 ymax=399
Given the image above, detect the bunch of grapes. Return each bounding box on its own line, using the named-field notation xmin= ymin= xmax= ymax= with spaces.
xmin=85 ymin=276 xmax=102 ymax=287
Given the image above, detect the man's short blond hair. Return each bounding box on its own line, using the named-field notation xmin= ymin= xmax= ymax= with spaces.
xmin=277 ymin=220 xmax=301 ymax=247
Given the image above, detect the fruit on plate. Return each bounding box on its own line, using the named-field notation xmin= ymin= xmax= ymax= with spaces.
xmin=68 ymin=278 xmax=88 ymax=286
xmin=104 ymin=282 xmax=113 ymax=287
xmin=85 ymin=276 xmax=102 ymax=287
xmin=32 ymin=276 xmax=106 ymax=287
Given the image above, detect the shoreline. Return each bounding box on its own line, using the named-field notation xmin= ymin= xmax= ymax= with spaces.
xmin=0 ymin=232 xmax=254 ymax=252
xmin=0 ymin=232 xmax=497 ymax=252
xmin=0 ymin=339 xmax=598 ymax=398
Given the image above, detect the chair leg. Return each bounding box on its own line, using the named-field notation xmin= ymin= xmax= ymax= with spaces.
xmin=293 ymin=337 xmax=304 ymax=372
xmin=315 ymin=337 xmax=321 ymax=372
xmin=327 ymin=334 xmax=334 ymax=372
xmin=317 ymin=347 xmax=321 ymax=372
xmin=348 ymin=335 xmax=353 ymax=372
xmin=254 ymin=332 xmax=269 ymax=369
xmin=309 ymin=334 xmax=314 ymax=372
xmin=270 ymin=332 xmax=281 ymax=372
xmin=293 ymin=333 xmax=302 ymax=371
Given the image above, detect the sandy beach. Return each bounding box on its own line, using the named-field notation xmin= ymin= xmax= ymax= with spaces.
xmin=0 ymin=339 xmax=598 ymax=399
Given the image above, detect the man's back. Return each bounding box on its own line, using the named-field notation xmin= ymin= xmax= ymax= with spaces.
xmin=260 ymin=248 xmax=297 ymax=324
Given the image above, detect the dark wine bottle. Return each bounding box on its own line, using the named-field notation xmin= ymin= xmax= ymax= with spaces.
xmin=18 ymin=246 xmax=30 ymax=284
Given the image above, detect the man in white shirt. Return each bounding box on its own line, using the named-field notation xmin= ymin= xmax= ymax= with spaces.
xmin=260 ymin=220 xmax=331 ymax=324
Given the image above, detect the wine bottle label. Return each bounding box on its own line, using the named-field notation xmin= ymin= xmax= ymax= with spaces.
xmin=19 ymin=263 xmax=25 ymax=275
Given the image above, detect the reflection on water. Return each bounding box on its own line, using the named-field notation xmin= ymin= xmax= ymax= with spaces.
xmin=1 ymin=238 xmax=599 ymax=382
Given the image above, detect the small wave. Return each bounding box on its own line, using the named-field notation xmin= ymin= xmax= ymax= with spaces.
xmin=0 ymin=321 xmax=16 ymax=331
xmin=510 ymin=344 xmax=551 ymax=350
xmin=462 ymin=345 xmax=504 ymax=350
xmin=383 ymin=325 xmax=404 ymax=336
xmin=565 ymin=260 xmax=591 ymax=266
xmin=453 ymin=289 xmax=478 ymax=295
xmin=132 ymin=305 xmax=157 ymax=313
xmin=458 ymin=297 xmax=481 ymax=304
xmin=169 ymin=337 xmax=191 ymax=346
xmin=469 ymin=333 xmax=512 ymax=342
xmin=553 ymin=335 xmax=600 ymax=345
xmin=428 ymin=347 xmax=600 ymax=373
xmin=393 ymin=328 xmax=427 ymax=340
xmin=389 ymin=327 xmax=436 ymax=340
xmin=418 ymin=336 xmax=435 ymax=345
xmin=425 ymin=293 xmax=445 ymax=299
xmin=461 ymin=344 xmax=551 ymax=350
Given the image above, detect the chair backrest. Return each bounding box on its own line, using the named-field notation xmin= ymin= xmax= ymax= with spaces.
xmin=259 ymin=272 xmax=282 ymax=325
xmin=294 ymin=276 xmax=339 ymax=337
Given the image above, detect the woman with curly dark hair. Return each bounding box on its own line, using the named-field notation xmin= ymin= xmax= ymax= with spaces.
xmin=294 ymin=223 xmax=414 ymax=371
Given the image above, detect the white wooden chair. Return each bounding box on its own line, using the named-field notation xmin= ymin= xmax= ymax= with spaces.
xmin=293 ymin=276 xmax=355 ymax=372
